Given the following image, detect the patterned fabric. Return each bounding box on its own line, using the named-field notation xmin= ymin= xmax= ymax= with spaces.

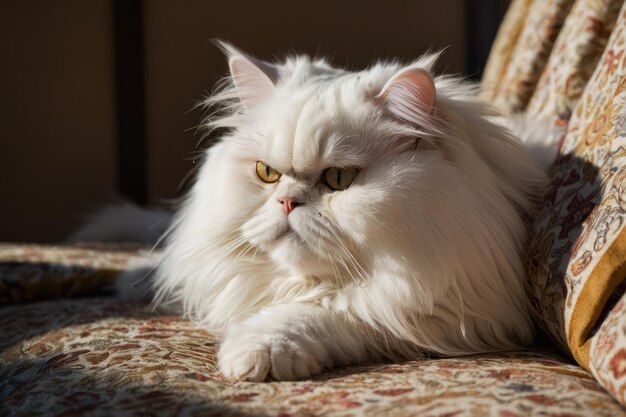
xmin=526 ymin=0 xmax=622 ymax=122
xmin=2 ymin=298 xmax=625 ymax=417
xmin=492 ymin=0 xmax=576 ymax=114
xmin=526 ymin=0 xmax=626 ymax=387
xmin=0 ymin=243 xmax=153 ymax=304
xmin=591 ymin=292 xmax=626 ymax=406
xmin=480 ymin=0 xmax=533 ymax=101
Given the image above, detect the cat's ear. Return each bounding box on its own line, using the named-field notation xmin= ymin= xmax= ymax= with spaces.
xmin=377 ymin=67 xmax=436 ymax=126
xmin=217 ymin=41 xmax=281 ymax=107
xmin=229 ymin=56 xmax=282 ymax=105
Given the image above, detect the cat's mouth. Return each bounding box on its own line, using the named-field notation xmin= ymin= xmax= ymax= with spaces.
xmin=267 ymin=223 xmax=302 ymax=249
xmin=274 ymin=227 xmax=294 ymax=241
xmin=276 ymin=226 xmax=308 ymax=247
xmin=271 ymin=221 xmax=316 ymax=253
xmin=246 ymin=212 xmax=322 ymax=258
xmin=274 ymin=216 xmax=306 ymax=242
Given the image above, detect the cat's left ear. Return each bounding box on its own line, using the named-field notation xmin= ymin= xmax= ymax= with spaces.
xmin=217 ymin=42 xmax=282 ymax=107
xmin=229 ymin=55 xmax=282 ymax=106
xmin=376 ymin=67 xmax=436 ymax=125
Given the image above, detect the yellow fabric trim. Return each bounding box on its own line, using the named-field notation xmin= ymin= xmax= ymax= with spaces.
xmin=568 ymin=229 xmax=626 ymax=370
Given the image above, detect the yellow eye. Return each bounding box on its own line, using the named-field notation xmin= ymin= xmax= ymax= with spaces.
xmin=323 ymin=167 xmax=358 ymax=191
xmin=256 ymin=161 xmax=282 ymax=183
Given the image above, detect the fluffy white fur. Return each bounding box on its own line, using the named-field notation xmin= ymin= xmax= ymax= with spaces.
xmin=140 ymin=44 xmax=550 ymax=382
xmin=498 ymin=113 xmax=563 ymax=172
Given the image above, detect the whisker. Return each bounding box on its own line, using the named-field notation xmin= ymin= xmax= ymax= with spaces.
xmin=313 ymin=214 xmax=371 ymax=284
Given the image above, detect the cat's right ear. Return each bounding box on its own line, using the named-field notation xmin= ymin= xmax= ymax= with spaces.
xmin=217 ymin=42 xmax=281 ymax=107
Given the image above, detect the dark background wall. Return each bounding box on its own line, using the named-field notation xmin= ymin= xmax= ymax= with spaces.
xmin=0 ymin=0 xmax=509 ymax=242
xmin=1 ymin=1 xmax=116 ymax=243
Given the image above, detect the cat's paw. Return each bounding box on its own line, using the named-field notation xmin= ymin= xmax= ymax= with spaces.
xmin=218 ymin=335 xmax=324 ymax=382
xmin=218 ymin=343 xmax=271 ymax=382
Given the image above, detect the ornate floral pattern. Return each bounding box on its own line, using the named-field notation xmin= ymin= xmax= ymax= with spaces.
xmin=526 ymin=0 xmax=626 ymax=407
xmin=2 ymin=298 xmax=625 ymax=417
xmin=492 ymin=0 xmax=575 ymax=114
xmin=480 ymin=0 xmax=533 ymax=101
xmin=591 ymin=294 xmax=626 ymax=405
xmin=526 ymin=0 xmax=622 ymax=122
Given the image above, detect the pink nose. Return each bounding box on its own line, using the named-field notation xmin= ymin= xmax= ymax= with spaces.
xmin=278 ymin=197 xmax=302 ymax=215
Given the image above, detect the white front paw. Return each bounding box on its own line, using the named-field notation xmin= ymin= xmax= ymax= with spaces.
xmin=218 ymin=342 xmax=271 ymax=382
xmin=218 ymin=334 xmax=324 ymax=382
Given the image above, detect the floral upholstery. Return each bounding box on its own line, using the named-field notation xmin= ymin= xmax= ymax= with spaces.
xmin=526 ymin=0 xmax=622 ymax=122
xmin=2 ymin=296 xmax=625 ymax=416
xmin=0 ymin=243 xmax=153 ymax=304
xmin=480 ymin=0 xmax=533 ymax=102
xmin=491 ymin=0 xmax=576 ymax=114
xmin=523 ymin=0 xmax=626 ymax=408
xmin=591 ymin=292 xmax=626 ymax=405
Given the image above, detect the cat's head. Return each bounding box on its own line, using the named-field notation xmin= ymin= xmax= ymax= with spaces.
xmin=200 ymin=44 xmax=445 ymax=283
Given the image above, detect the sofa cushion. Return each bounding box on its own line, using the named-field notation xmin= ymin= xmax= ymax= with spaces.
xmin=526 ymin=0 xmax=622 ymax=121
xmin=2 ymin=298 xmax=625 ymax=417
xmin=0 ymin=243 xmax=152 ymax=304
xmin=591 ymin=291 xmax=626 ymax=405
xmin=491 ymin=0 xmax=575 ymax=114
xmin=480 ymin=0 xmax=533 ymax=101
xmin=526 ymin=0 xmax=626 ymax=401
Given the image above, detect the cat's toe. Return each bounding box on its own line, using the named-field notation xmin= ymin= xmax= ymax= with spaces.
xmin=219 ymin=346 xmax=271 ymax=382
xmin=268 ymin=340 xmax=322 ymax=381
xmin=218 ymin=336 xmax=325 ymax=381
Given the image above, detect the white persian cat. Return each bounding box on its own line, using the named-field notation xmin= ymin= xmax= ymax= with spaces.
xmin=114 ymin=44 xmax=558 ymax=381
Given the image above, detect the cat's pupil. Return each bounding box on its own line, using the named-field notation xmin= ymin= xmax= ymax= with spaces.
xmin=265 ymin=165 xmax=271 ymax=177
xmin=336 ymin=169 xmax=342 ymax=186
